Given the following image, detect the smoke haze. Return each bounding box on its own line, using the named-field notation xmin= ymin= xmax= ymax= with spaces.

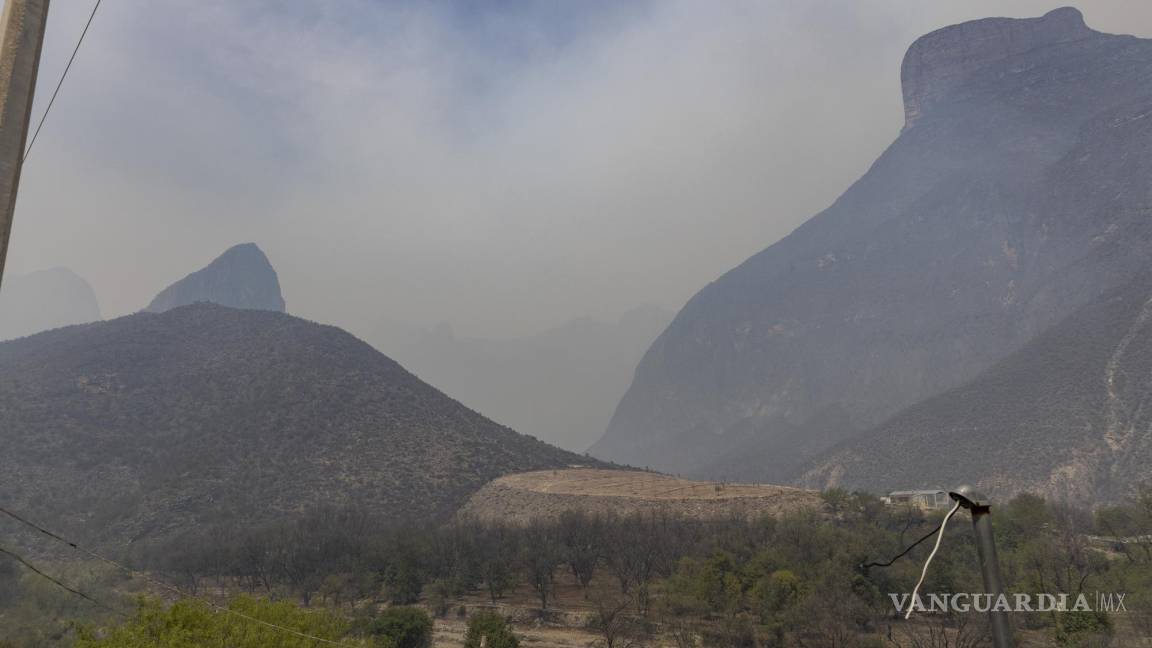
xmin=8 ymin=1 xmax=1152 ymax=345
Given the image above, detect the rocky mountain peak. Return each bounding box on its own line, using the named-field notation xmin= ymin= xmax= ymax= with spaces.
xmin=146 ymin=243 xmax=286 ymax=314
xmin=591 ymin=9 xmax=1152 ymax=488
xmin=901 ymin=7 xmax=1095 ymax=127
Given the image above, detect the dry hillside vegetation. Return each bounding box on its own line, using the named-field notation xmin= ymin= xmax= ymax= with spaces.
xmin=0 ymin=303 xmax=597 ymax=546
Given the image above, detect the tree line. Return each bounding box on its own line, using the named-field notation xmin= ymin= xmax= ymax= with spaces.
xmin=125 ymin=486 xmax=1152 ymax=647
xmin=4 ymin=486 xmax=1152 ymax=646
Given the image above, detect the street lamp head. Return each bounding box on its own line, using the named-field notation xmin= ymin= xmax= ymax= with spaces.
xmin=949 ymin=485 xmax=989 ymax=509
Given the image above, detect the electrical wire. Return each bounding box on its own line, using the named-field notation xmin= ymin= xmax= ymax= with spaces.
xmin=23 ymin=0 xmax=103 ymax=163
xmin=860 ymin=510 xmax=952 ymax=572
xmin=0 ymin=544 xmax=128 ymax=617
xmin=904 ymin=500 xmax=962 ymax=620
xmin=0 ymin=504 xmax=358 ymax=647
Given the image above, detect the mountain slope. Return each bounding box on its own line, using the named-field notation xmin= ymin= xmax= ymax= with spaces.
xmin=799 ymin=275 xmax=1152 ymax=503
xmin=591 ymin=8 xmax=1152 ymax=481
xmin=0 ymin=304 xmax=593 ymax=544
xmin=385 ymin=306 xmax=672 ymax=452
xmin=0 ymin=268 xmax=101 ymax=341
xmin=146 ymin=243 xmax=285 ymax=313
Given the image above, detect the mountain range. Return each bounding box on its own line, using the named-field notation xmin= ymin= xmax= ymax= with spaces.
xmin=0 ymin=304 xmax=592 ymax=545
xmin=7 ymin=7 xmax=1152 ymax=519
xmin=0 ymin=243 xmax=284 ymax=344
xmin=381 ymin=306 xmax=672 ymax=452
xmin=591 ymin=7 xmax=1152 ymax=499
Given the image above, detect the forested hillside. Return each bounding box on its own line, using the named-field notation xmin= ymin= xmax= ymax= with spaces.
xmin=0 ymin=304 xmax=593 ymax=546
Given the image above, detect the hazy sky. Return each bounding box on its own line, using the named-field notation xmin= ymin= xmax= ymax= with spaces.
xmin=8 ymin=1 xmax=1152 ymax=342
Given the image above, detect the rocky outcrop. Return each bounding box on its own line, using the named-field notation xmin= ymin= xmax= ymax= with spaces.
xmin=591 ymin=9 xmax=1152 ymax=487
xmin=901 ymin=8 xmax=1094 ymax=127
xmin=146 ymin=243 xmax=285 ymax=313
xmin=0 ymin=267 xmax=101 ymax=340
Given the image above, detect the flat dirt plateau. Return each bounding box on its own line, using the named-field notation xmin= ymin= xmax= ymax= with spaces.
xmin=458 ymin=468 xmax=822 ymax=524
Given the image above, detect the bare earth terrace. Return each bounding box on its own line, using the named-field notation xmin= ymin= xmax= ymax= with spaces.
xmin=458 ymin=468 xmax=823 ymax=524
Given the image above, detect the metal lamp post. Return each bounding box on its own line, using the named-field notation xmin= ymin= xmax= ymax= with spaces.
xmin=949 ymin=486 xmax=1013 ymax=648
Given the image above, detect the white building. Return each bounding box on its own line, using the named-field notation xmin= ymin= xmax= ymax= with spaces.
xmin=887 ymin=490 xmax=951 ymax=510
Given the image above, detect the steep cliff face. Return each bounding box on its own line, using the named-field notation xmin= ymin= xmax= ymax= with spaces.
xmin=0 ymin=268 xmax=101 ymax=340
xmin=591 ymin=9 xmax=1152 ymax=482
xmin=800 ymin=274 xmax=1152 ymax=504
xmin=900 ymin=7 xmax=1093 ymax=127
xmin=146 ymin=243 xmax=286 ymax=313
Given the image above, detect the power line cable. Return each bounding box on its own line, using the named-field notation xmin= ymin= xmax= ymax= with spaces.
xmin=859 ymin=508 xmax=954 ymax=572
xmin=904 ymin=500 xmax=962 ymax=620
xmin=23 ymin=0 xmax=103 ymax=163
xmin=0 ymin=544 xmax=128 ymax=617
xmin=0 ymin=504 xmax=357 ymax=647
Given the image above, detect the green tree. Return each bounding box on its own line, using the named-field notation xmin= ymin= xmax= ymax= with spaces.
xmin=383 ymin=548 xmax=424 ymax=605
xmin=558 ymin=510 xmax=603 ymax=593
xmin=76 ymin=596 xmax=351 ymax=648
xmin=665 ymin=554 xmax=744 ymax=618
xmin=820 ymin=488 xmax=851 ymax=515
xmin=463 ymin=611 xmax=520 ymax=648
xmin=367 ymin=606 xmax=433 ymax=648
xmin=751 ymin=569 xmax=801 ymax=620
xmin=478 ymin=525 xmax=517 ymax=603
xmin=998 ymin=492 xmax=1052 ymax=549
xmin=519 ymin=522 xmax=561 ymax=609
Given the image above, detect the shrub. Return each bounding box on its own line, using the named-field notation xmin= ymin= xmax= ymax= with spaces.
xmin=76 ymin=596 xmax=349 ymax=647
xmin=369 ymin=606 xmax=433 ymax=648
xmin=464 ymin=610 xmax=520 ymax=648
xmin=1055 ymin=610 xmax=1111 ymax=646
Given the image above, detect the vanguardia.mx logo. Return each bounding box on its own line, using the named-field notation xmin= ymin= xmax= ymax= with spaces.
xmin=889 ymin=592 xmax=1128 ymax=614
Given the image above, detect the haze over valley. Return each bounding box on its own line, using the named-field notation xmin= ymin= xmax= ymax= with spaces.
xmin=5 ymin=3 xmax=1152 ymax=646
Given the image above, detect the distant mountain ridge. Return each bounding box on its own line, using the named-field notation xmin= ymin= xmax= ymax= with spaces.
xmin=800 ymin=274 xmax=1152 ymax=503
xmin=377 ymin=305 xmax=673 ymax=452
xmin=591 ymin=8 xmax=1152 ymax=488
xmin=0 ymin=267 xmax=101 ymax=341
xmin=146 ymin=243 xmax=285 ymax=313
xmin=0 ymin=304 xmax=594 ymax=545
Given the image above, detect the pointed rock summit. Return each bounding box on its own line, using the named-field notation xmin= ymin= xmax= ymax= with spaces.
xmin=146 ymin=243 xmax=286 ymax=313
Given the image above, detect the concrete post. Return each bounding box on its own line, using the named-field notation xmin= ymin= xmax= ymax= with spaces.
xmin=0 ymin=0 xmax=50 ymax=290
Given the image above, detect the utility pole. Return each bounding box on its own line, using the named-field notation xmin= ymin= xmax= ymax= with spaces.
xmin=950 ymin=486 xmax=1014 ymax=648
xmin=0 ymin=0 xmax=50 ymax=290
